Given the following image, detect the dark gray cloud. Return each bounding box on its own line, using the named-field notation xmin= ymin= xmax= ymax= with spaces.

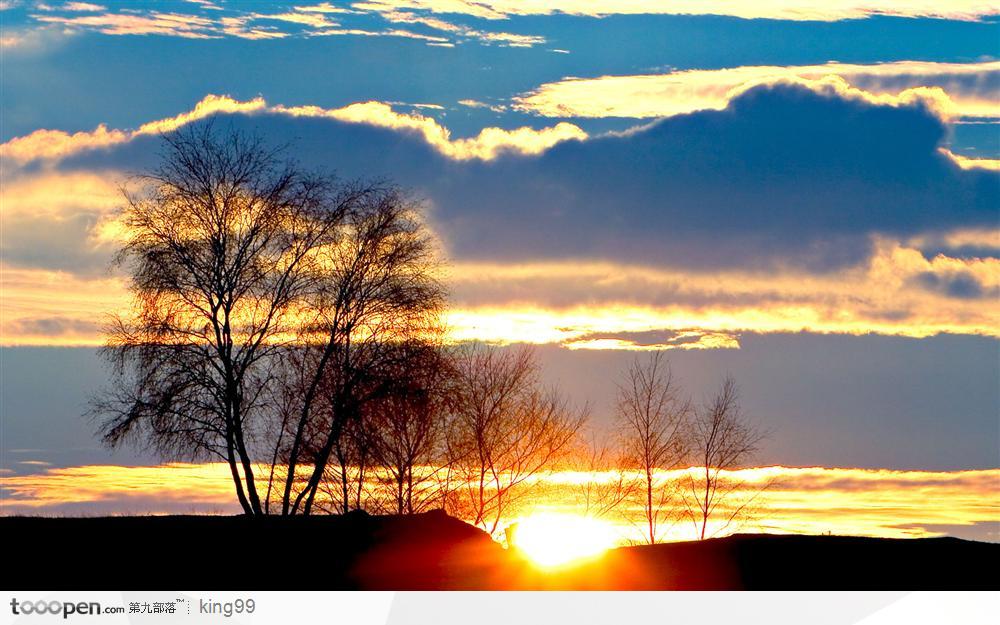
xmin=7 ymin=316 xmax=103 ymax=337
xmin=54 ymin=81 xmax=999 ymax=273
xmin=892 ymin=521 xmax=1000 ymax=543
xmin=911 ymin=270 xmax=996 ymax=299
xmin=1 ymin=212 xmax=115 ymax=275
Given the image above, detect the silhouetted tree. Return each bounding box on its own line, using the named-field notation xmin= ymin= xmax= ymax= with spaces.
xmin=447 ymin=345 xmax=585 ymax=534
xmin=572 ymin=431 xmax=640 ymax=520
xmin=682 ymin=376 xmax=768 ymax=539
xmin=279 ymin=188 xmax=446 ymax=515
xmin=92 ymin=124 xmax=365 ymax=515
xmin=367 ymin=344 xmax=453 ymax=514
xmin=616 ymin=352 xmax=690 ymax=544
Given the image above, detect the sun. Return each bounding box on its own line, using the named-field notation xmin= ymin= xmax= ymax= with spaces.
xmin=507 ymin=513 xmax=620 ymax=568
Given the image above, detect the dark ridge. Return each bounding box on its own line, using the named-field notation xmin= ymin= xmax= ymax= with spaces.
xmin=2 ymin=513 xmax=996 ymax=590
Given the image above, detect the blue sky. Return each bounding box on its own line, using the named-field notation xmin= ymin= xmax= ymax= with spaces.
xmin=1 ymin=1 xmax=998 ymax=474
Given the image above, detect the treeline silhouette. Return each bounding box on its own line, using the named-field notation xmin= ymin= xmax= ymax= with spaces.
xmin=91 ymin=126 xmax=765 ymax=539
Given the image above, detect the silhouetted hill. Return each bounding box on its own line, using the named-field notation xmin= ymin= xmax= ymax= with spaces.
xmin=2 ymin=513 xmax=996 ymax=590
xmin=524 ymin=532 xmax=1000 ymax=590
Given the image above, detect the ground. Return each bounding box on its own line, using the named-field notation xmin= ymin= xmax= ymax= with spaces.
xmin=2 ymin=511 xmax=996 ymax=590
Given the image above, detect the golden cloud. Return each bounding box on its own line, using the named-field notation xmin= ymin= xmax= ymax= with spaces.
xmin=2 ymin=235 xmax=997 ymax=346
xmin=274 ymin=100 xmax=586 ymax=159
xmin=0 ymin=94 xmax=585 ymax=166
xmin=1 ymin=89 xmax=995 ymax=348
xmin=514 ymin=61 xmax=1000 ymax=120
xmin=3 ymin=463 xmax=997 ymax=542
xmin=441 ymin=237 xmax=1000 ymax=346
xmin=375 ymin=8 xmax=546 ymax=46
xmin=350 ymin=1 xmax=1000 ymax=22
xmin=34 ymin=10 xmax=219 ymax=38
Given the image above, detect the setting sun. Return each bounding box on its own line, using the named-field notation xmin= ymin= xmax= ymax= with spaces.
xmin=508 ymin=513 xmax=621 ymax=568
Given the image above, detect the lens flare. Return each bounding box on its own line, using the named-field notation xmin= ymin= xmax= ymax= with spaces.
xmin=508 ymin=513 xmax=619 ymax=568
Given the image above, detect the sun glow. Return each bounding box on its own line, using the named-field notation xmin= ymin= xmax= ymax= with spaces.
xmin=508 ymin=513 xmax=620 ymax=568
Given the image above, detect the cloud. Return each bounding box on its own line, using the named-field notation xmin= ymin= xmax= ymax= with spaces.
xmin=891 ymin=521 xmax=1000 ymax=542
xmin=440 ymin=238 xmax=1000 ymax=346
xmin=0 ymin=171 xmax=123 ymax=274
xmin=294 ymin=2 xmax=351 ymax=13
xmin=0 ymin=265 xmax=127 ymax=346
xmin=59 ymin=2 xmax=104 ymax=11
xmin=428 ymin=81 xmax=998 ymax=273
xmin=0 ymin=94 xmax=270 ymax=165
xmin=0 ymin=94 xmax=584 ymax=166
xmin=32 ymin=10 xmax=222 ymax=38
xmin=908 ymin=227 xmax=1000 ymax=260
xmin=309 ymin=26 xmax=450 ymax=42
xmin=943 ymin=150 xmax=1000 ymax=171
xmin=458 ymin=99 xmax=509 ymax=115
xmin=3 ymin=463 xmax=997 ymax=543
xmin=910 ymin=269 xmax=996 ymax=299
xmin=347 ymin=0 xmax=1000 ymax=22
xmin=514 ymin=61 xmax=1000 ymax=120
xmin=375 ymin=8 xmax=545 ymax=47
xmin=35 ymin=2 xmax=105 ymax=11
xmin=14 ymin=2 xmax=548 ymax=46
xmin=10 ymin=1 xmax=999 ymax=53
xmin=219 ymin=16 xmax=287 ymax=39
xmin=250 ymin=10 xmax=339 ymax=29
xmin=0 ymin=22 xmax=75 ymax=51
xmin=6 ymin=316 xmax=102 ymax=337
xmin=22 ymin=5 xmax=349 ymax=41
xmin=2 ymin=81 xmax=997 ymax=347
xmin=562 ymin=330 xmax=741 ymax=351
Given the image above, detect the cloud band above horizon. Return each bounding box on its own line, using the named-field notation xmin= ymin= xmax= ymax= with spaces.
xmin=1 ymin=78 xmax=997 ymax=348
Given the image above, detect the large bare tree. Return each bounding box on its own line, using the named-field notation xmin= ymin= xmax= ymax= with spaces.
xmin=446 ymin=345 xmax=585 ymax=534
xmin=616 ymin=352 xmax=690 ymax=544
xmin=683 ymin=376 xmax=768 ymax=540
xmin=93 ymin=124 xmax=366 ymax=515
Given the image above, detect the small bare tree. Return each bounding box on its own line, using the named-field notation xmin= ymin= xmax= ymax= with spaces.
xmin=368 ymin=345 xmax=453 ymax=515
xmin=572 ymin=431 xmax=639 ymax=519
xmin=683 ymin=376 xmax=768 ymax=540
xmin=280 ymin=188 xmax=446 ymax=516
xmin=616 ymin=352 xmax=690 ymax=544
xmin=447 ymin=345 xmax=585 ymax=534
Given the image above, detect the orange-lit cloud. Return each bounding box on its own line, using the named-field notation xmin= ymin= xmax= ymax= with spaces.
xmin=0 ymin=94 xmax=585 ymax=167
xmin=250 ymin=10 xmax=339 ymax=29
xmin=375 ymin=8 xmax=546 ymax=47
xmin=6 ymin=235 xmax=995 ymax=346
xmin=514 ymin=62 xmax=1000 ymax=120
xmin=19 ymin=2 xmax=548 ymax=46
xmin=349 ymin=1 xmax=1000 ymax=22
xmin=3 ymin=463 xmax=997 ymax=542
xmin=0 ymin=95 xmax=267 ymax=164
xmin=442 ymin=238 xmax=1000 ymax=345
xmin=1 ymin=266 xmax=125 ymax=345
xmin=294 ymin=2 xmax=351 ymax=14
xmin=34 ymin=10 xmax=220 ymax=38
xmin=273 ymin=100 xmax=586 ymax=159
xmin=2 ymin=85 xmax=995 ymax=348
xmin=941 ymin=149 xmax=1000 ymax=171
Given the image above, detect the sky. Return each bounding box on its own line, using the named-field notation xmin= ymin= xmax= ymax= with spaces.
xmin=0 ymin=1 xmax=998 ymax=530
